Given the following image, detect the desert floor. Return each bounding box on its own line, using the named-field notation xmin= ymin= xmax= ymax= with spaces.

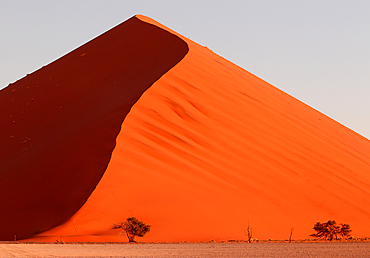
xmin=0 ymin=242 xmax=369 ymax=257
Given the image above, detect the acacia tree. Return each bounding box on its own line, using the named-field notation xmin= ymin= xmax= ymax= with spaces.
xmin=310 ymin=220 xmax=351 ymax=240
xmin=112 ymin=217 xmax=151 ymax=242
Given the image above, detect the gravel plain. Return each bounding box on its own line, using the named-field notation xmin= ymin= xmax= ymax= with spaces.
xmin=0 ymin=242 xmax=369 ymax=257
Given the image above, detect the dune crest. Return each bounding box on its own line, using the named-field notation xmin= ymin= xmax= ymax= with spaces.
xmin=1 ymin=15 xmax=370 ymax=242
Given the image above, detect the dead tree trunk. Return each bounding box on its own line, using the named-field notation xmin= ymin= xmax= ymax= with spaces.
xmin=289 ymin=228 xmax=294 ymax=243
xmin=245 ymin=222 xmax=253 ymax=243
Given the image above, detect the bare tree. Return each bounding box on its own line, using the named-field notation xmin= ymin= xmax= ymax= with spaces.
xmin=244 ymin=221 xmax=253 ymax=243
xmin=289 ymin=227 xmax=294 ymax=243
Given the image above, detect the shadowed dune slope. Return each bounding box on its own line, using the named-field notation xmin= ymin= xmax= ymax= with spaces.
xmin=0 ymin=16 xmax=188 ymax=240
xmin=32 ymin=15 xmax=370 ymax=242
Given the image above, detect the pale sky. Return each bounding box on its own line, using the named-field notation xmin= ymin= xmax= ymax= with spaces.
xmin=1 ymin=1 xmax=370 ymax=139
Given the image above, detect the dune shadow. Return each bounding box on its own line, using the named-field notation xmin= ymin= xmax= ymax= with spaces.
xmin=0 ymin=16 xmax=188 ymax=240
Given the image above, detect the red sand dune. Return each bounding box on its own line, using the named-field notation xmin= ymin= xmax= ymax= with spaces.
xmin=1 ymin=15 xmax=370 ymax=242
xmin=0 ymin=15 xmax=187 ymax=241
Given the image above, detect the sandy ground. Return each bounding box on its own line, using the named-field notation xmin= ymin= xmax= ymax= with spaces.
xmin=0 ymin=243 xmax=369 ymax=258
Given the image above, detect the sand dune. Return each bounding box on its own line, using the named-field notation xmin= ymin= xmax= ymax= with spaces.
xmin=0 ymin=16 xmax=187 ymax=240
xmin=1 ymin=15 xmax=370 ymax=242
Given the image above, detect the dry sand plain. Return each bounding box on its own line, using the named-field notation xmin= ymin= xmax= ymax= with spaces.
xmin=0 ymin=243 xmax=369 ymax=257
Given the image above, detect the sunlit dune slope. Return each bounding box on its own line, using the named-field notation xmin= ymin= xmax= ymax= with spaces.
xmin=0 ymin=16 xmax=188 ymax=240
xmin=31 ymin=15 xmax=370 ymax=242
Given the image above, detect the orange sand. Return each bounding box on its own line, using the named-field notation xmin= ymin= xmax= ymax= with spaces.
xmin=1 ymin=15 xmax=370 ymax=242
xmin=0 ymin=16 xmax=187 ymax=240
